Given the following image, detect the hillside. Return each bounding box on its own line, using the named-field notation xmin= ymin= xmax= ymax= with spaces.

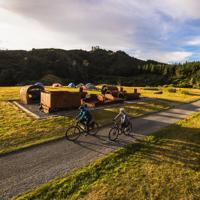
xmin=0 ymin=48 xmax=199 ymax=87
xmin=13 ymin=111 xmax=200 ymax=200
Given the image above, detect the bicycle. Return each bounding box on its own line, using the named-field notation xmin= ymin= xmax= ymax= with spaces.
xmin=65 ymin=120 xmax=99 ymax=141
xmin=108 ymin=120 xmax=133 ymax=141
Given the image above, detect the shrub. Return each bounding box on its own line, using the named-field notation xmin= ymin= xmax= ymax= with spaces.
xmin=168 ymin=88 xmax=176 ymax=93
xmin=154 ymin=91 xmax=163 ymax=94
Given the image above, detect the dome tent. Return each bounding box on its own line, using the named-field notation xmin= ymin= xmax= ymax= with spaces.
xmin=76 ymin=83 xmax=84 ymax=88
xmin=34 ymin=82 xmax=44 ymax=88
xmin=86 ymin=83 xmax=96 ymax=90
xmin=52 ymin=83 xmax=62 ymax=87
xmin=68 ymin=82 xmax=76 ymax=88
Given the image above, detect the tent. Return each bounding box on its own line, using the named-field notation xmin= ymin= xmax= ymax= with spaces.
xmin=86 ymin=83 xmax=96 ymax=90
xmin=34 ymin=82 xmax=44 ymax=88
xmin=76 ymin=83 xmax=84 ymax=88
xmin=52 ymin=83 xmax=62 ymax=87
xmin=68 ymin=82 xmax=76 ymax=88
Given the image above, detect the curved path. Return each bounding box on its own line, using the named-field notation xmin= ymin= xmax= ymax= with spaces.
xmin=1 ymin=100 xmax=200 ymax=200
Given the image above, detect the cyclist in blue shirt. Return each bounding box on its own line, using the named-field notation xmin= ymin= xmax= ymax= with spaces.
xmin=76 ymin=105 xmax=92 ymax=133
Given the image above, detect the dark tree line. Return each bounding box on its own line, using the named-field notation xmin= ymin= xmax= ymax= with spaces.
xmin=0 ymin=48 xmax=199 ymax=87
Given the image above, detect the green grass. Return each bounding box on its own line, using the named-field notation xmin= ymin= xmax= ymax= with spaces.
xmin=0 ymin=100 xmax=169 ymax=155
xmin=0 ymin=101 xmax=74 ymax=154
xmin=1 ymin=86 xmax=200 ymax=103
xmin=14 ymin=112 xmax=200 ymax=200
xmin=138 ymin=87 xmax=200 ymax=103
xmin=119 ymin=86 xmax=200 ymax=103
xmin=1 ymin=85 xmax=199 ymax=155
xmin=104 ymin=85 xmax=200 ymax=103
xmin=0 ymin=86 xmax=20 ymax=101
xmin=91 ymin=101 xmax=170 ymax=126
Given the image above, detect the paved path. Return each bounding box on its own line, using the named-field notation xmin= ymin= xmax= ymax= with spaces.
xmin=1 ymin=100 xmax=200 ymax=200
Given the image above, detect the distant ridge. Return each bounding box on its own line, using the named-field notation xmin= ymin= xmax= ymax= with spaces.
xmin=0 ymin=48 xmax=199 ymax=87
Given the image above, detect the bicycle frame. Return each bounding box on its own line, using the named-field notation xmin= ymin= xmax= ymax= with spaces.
xmin=75 ymin=120 xmax=95 ymax=133
xmin=75 ymin=121 xmax=87 ymax=132
xmin=112 ymin=121 xmax=124 ymax=134
xmin=113 ymin=120 xmax=132 ymax=134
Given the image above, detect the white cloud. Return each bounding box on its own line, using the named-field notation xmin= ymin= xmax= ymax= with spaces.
xmin=186 ymin=37 xmax=200 ymax=46
xmin=0 ymin=0 xmax=199 ymax=62
xmin=154 ymin=0 xmax=200 ymax=20
xmin=136 ymin=51 xmax=192 ymax=63
xmin=0 ymin=7 xmax=88 ymax=50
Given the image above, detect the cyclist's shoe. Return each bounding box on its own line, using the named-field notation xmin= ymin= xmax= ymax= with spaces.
xmin=84 ymin=132 xmax=88 ymax=136
xmin=124 ymin=127 xmax=129 ymax=132
xmin=84 ymin=127 xmax=89 ymax=136
xmin=90 ymin=121 xmax=94 ymax=129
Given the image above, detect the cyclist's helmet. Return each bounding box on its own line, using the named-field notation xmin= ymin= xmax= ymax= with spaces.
xmin=79 ymin=105 xmax=85 ymax=110
xmin=120 ymin=107 xmax=125 ymax=113
xmin=79 ymin=104 xmax=87 ymax=111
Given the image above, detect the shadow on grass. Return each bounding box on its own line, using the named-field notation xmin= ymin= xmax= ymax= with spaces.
xmin=181 ymin=92 xmax=200 ymax=96
xmin=140 ymin=125 xmax=200 ymax=171
xmin=144 ymin=96 xmax=200 ymax=104
xmin=13 ymin=119 xmax=200 ymax=200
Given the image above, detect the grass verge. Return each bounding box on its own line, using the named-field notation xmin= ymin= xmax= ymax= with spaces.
xmin=0 ymin=100 xmax=169 ymax=155
xmin=138 ymin=87 xmax=200 ymax=103
xmin=1 ymin=85 xmax=199 ymax=155
xmin=13 ymin=112 xmax=200 ymax=200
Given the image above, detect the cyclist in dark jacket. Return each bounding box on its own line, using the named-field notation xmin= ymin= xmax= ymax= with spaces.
xmin=76 ymin=105 xmax=92 ymax=132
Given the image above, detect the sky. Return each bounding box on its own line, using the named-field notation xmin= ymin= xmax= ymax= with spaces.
xmin=1 ymin=0 xmax=200 ymax=63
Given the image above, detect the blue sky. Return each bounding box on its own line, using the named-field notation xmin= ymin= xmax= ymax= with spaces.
xmin=0 ymin=0 xmax=200 ymax=63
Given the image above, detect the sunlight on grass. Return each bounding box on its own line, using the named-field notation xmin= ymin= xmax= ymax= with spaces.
xmin=14 ymin=112 xmax=200 ymax=200
xmin=138 ymin=87 xmax=200 ymax=103
xmin=0 ymin=85 xmax=199 ymax=154
xmin=0 ymin=100 xmax=169 ymax=154
xmin=1 ymin=86 xmax=200 ymax=103
xmin=0 ymin=101 xmax=74 ymax=154
xmin=91 ymin=101 xmax=169 ymax=126
xmin=0 ymin=86 xmax=21 ymax=101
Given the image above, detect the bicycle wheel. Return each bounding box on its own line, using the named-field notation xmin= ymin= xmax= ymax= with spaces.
xmin=108 ymin=127 xmax=119 ymax=141
xmin=65 ymin=126 xmax=81 ymax=141
xmin=89 ymin=122 xmax=99 ymax=135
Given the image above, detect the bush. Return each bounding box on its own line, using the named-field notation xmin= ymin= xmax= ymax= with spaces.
xmin=168 ymin=88 xmax=176 ymax=93
xmin=154 ymin=91 xmax=163 ymax=94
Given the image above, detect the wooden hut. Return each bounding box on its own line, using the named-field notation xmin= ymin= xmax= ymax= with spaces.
xmin=20 ymin=85 xmax=44 ymax=104
xmin=40 ymin=91 xmax=81 ymax=113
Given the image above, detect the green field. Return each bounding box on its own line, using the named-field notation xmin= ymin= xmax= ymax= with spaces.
xmin=0 ymin=87 xmax=170 ymax=155
xmin=123 ymin=86 xmax=200 ymax=103
xmin=13 ymin=111 xmax=200 ymax=200
xmin=1 ymin=86 xmax=200 ymax=102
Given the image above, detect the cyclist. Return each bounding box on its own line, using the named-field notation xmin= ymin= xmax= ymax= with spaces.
xmin=76 ymin=104 xmax=92 ymax=133
xmin=114 ymin=108 xmax=130 ymax=131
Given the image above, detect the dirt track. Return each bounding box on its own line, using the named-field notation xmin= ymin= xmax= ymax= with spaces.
xmin=1 ymin=100 xmax=200 ymax=200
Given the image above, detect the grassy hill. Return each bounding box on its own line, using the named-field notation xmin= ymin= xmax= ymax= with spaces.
xmin=14 ymin=112 xmax=200 ymax=200
xmin=0 ymin=48 xmax=200 ymax=87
